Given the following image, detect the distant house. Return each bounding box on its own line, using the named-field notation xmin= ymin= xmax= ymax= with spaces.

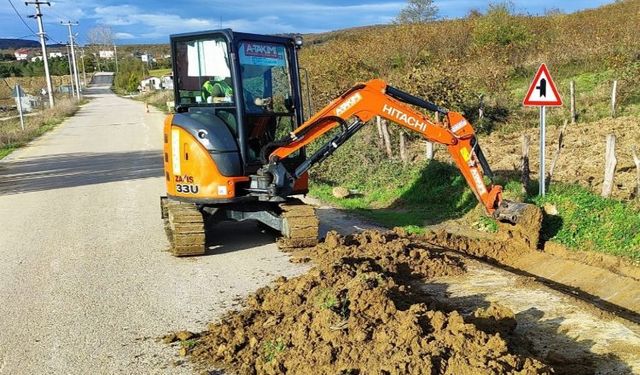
xmin=139 ymin=76 xmax=162 ymax=92
xmin=99 ymin=50 xmax=115 ymax=59
xmin=161 ymin=74 xmax=173 ymax=90
xmin=49 ymin=52 xmax=63 ymax=58
xmin=14 ymin=48 xmax=29 ymax=61
xmin=141 ymin=53 xmax=155 ymax=63
xmin=30 ymin=55 xmax=43 ymax=62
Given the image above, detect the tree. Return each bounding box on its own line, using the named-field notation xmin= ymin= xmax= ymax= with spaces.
xmin=87 ymin=25 xmax=115 ymax=72
xmin=395 ymin=0 xmax=438 ymax=24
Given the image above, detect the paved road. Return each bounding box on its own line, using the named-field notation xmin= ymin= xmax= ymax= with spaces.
xmin=0 ymin=86 xmax=369 ymax=374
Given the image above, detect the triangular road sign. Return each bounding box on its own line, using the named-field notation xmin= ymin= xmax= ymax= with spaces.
xmin=523 ymin=63 xmax=562 ymax=106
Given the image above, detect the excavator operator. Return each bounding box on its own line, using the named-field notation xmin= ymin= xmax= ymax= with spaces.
xmin=202 ymin=76 xmax=233 ymax=103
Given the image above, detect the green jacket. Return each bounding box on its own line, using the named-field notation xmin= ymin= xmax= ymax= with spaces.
xmin=202 ymin=79 xmax=233 ymax=101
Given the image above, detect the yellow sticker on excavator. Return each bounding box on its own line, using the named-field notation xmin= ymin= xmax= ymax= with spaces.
xmin=460 ymin=147 xmax=471 ymax=162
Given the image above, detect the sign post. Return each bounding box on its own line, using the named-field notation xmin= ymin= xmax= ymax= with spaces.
xmin=13 ymin=84 xmax=25 ymax=131
xmin=523 ymin=63 xmax=563 ymax=196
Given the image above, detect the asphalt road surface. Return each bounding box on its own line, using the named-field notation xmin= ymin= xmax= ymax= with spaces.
xmin=0 ymin=85 xmax=381 ymax=374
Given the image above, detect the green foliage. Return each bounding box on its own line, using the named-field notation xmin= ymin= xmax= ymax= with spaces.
xmin=0 ymin=57 xmax=72 ymax=78
xmin=395 ymin=0 xmax=439 ymax=24
xmin=262 ymin=339 xmax=286 ymax=362
xmin=473 ymin=216 xmax=499 ymax=233
xmin=532 ymin=185 xmax=640 ymax=261
xmin=113 ymin=58 xmax=145 ymax=93
xmin=315 ymin=288 xmax=338 ymax=309
xmin=472 ymin=2 xmax=531 ymax=48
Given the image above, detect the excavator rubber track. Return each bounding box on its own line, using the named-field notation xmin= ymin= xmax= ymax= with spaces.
xmin=161 ymin=197 xmax=206 ymax=256
xmin=277 ymin=199 xmax=319 ymax=250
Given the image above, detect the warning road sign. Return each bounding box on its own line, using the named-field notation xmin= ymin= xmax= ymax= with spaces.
xmin=523 ymin=63 xmax=562 ymax=107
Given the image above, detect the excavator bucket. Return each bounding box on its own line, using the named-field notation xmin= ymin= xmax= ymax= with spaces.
xmin=493 ymin=201 xmax=544 ymax=249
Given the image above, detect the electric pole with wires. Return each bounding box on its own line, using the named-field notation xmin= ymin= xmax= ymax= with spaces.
xmin=61 ymin=21 xmax=81 ymax=100
xmin=26 ymin=0 xmax=55 ymax=108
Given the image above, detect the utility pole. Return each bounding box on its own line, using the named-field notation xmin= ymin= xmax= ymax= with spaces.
xmin=26 ymin=1 xmax=54 ymax=108
xmin=66 ymin=43 xmax=75 ymax=97
xmin=61 ymin=21 xmax=81 ymax=99
xmin=113 ymin=44 xmax=119 ymax=74
xmin=80 ymin=48 xmax=87 ymax=87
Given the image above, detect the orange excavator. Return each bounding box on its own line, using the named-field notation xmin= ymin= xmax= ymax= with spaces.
xmin=161 ymin=29 xmax=533 ymax=256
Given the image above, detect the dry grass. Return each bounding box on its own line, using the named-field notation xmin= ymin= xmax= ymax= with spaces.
xmin=0 ymin=98 xmax=85 ymax=159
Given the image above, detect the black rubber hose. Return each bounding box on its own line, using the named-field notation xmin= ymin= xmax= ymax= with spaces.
xmin=260 ymin=115 xmax=350 ymax=163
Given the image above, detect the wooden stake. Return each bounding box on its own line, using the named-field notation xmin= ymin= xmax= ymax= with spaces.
xmin=375 ymin=116 xmax=384 ymax=147
xmin=546 ymin=119 xmax=568 ymax=188
xmin=399 ymin=131 xmax=408 ymax=165
xmin=611 ymin=80 xmax=618 ymax=118
xmin=601 ymin=134 xmax=617 ymax=198
xmin=632 ymin=146 xmax=640 ymax=199
xmin=570 ymin=80 xmax=576 ymax=124
xmin=521 ymin=134 xmax=530 ymax=194
xmin=478 ymin=94 xmax=484 ymax=120
xmin=425 ymin=141 xmax=434 ymax=160
xmin=381 ymin=118 xmax=393 ymax=158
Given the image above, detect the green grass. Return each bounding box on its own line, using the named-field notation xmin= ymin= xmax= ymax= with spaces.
xmin=262 ymin=339 xmax=286 ymax=363
xmin=310 ymin=160 xmax=478 ymax=231
xmin=148 ymin=68 xmax=172 ymax=77
xmin=311 ymin=159 xmax=640 ymax=262
xmin=0 ymin=145 xmax=18 ymax=159
xmin=531 ymin=184 xmax=640 ymax=261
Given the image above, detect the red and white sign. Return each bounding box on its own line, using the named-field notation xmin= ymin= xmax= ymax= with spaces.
xmin=523 ymin=63 xmax=562 ymax=107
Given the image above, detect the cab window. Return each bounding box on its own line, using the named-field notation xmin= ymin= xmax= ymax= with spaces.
xmin=239 ymin=41 xmax=297 ymax=163
xmin=174 ymin=36 xmax=234 ymax=106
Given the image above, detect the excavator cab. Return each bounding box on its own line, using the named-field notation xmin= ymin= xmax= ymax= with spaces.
xmin=169 ymin=29 xmax=307 ymax=183
xmin=163 ymin=30 xmax=318 ymax=256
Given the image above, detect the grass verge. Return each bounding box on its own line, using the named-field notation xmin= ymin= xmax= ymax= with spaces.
xmin=310 ymin=160 xmax=640 ymax=261
xmin=0 ymin=98 xmax=88 ymax=160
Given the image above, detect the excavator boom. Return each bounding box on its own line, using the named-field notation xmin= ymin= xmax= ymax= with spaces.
xmin=253 ymin=79 xmax=535 ymax=227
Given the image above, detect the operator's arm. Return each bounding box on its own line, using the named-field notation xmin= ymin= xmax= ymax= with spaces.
xmin=266 ymin=79 xmax=502 ymax=214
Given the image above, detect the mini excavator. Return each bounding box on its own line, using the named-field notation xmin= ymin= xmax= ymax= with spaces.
xmin=161 ymin=29 xmax=535 ymax=256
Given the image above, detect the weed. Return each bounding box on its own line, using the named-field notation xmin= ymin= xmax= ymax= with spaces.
xmin=180 ymin=339 xmax=197 ymax=349
xmin=262 ymin=339 xmax=286 ymax=362
xmin=473 ymin=216 xmax=499 ymax=233
xmin=315 ymin=288 xmax=338 ymax=310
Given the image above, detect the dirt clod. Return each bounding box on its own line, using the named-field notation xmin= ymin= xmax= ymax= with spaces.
xmin=175 ymin=330 xmax=195 ymax=341
xmin=471 ymin=303 xmax=518 ymax=336
xmin=331 ymin=186 xmax=350 ymax=199
xmin=187 ymin=230 xmax=550 ymax=374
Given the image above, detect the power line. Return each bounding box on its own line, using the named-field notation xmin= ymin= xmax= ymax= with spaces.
xmin=6 ymin=0 xmax=38 ymax=37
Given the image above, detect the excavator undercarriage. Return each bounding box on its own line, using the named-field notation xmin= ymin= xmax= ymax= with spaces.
xmin=161 ymin=197 xmax=318 ymax=256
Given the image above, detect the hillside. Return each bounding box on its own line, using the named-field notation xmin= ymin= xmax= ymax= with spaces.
xmin=0 ymin=38 xmax=40 ymax=50
xmin=299 ymin=0 xmax=640 ymax=259
xmin=0 ymin=38 xmax=67 ymax=50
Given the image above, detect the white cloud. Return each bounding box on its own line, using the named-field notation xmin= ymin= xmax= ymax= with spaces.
xmin=114 ymin=32 xmax=135 ymax=40
xmin=89 ymin=5 xmax=216 ymax=38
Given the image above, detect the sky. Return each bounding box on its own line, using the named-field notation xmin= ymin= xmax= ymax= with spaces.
xmin=1 ymin=0 xmax=616 ymax=45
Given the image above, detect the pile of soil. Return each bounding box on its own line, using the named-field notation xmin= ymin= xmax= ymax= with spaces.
xmin=184 ymin=230 xmax=550 ymax=374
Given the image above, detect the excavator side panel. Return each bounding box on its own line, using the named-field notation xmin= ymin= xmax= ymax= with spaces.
xmin=163 ymin=115 xmax=248 ymax=201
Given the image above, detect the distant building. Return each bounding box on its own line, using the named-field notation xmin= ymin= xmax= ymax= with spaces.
xmin=30 ymin=55 xmax=43 ymax=62
xmin=14 ymin=48 xmax=29 ymax=61
xmin=99 ymin=50 xmax=115 ymax=59
xmin=49 ymin=52 xmax=63 ymax=58
xmin=139 ymin=76 xmax=162 ymax=92
xmin=141 ymin=53 xmax=156 ymax=63
xmin=161 ymin=74 xmax=173 ymax=90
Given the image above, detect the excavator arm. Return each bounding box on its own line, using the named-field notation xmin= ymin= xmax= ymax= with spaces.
xmin=253 ymin=79 xmax=528 ymax=223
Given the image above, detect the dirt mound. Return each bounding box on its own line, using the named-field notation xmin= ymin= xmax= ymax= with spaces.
xmin=185 ymin=230 xmax=549 ymax=374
